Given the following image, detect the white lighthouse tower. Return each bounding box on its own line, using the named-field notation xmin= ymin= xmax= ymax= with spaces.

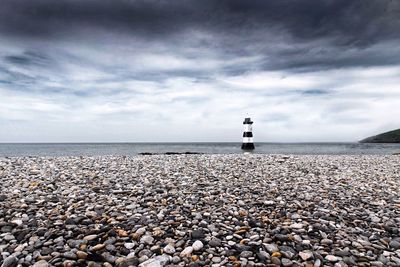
xmin=241 ymin=117 xmax=255 ymax=150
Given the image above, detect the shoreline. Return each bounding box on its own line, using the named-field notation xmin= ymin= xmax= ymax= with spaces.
xmin=1 ymin=155 xmax=400 ymax=266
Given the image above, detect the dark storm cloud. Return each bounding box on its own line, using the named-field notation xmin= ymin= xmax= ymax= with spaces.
xmin=1 ymin=0 xmax=399 ymax=44
xmin=1 ymin=0 xmax=399 ymax=72
xmin=4 ymin=51 xmax=53 ymax=66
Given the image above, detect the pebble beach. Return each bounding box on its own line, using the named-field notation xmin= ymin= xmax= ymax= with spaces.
xmin=1 ymin=155 xmax=400 ymax=267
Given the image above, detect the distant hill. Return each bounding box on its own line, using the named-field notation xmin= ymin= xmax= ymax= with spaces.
xmin=360 ymin=129 xmax=400 ymax=143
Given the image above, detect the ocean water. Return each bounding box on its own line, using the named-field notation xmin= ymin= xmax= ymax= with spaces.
xmin=0 ymin=142 xmax=399 ymax=157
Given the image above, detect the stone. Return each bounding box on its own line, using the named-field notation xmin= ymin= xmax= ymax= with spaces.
xmin=63 ymin=251 xmax=77 ymax=260
xmin=281 ymin=258 xmax=293 ymax=267
xmin=180 ymin=246 xmax=194 ymax=257
xmin=299 ymin=251 xmax=313 ymax=261
xmin=140 ymin=235 xmax=154 ymax=245
xmin=76 ymin=251 xmax=88 ymax=259
xmin=264 ymin=244 xmax=279 ymax=253
xmin=212 ymin=256 xmax=221 ymax=263
xmin=271 ymin=256 xmax=281 ymax=265
xmin=321 ymin=238 xmax=333 ymax=245
xmin=192 ymin=240 xmax=203 ymax=251
xmin=139 ymin=255 xmax=171 ymax=267
xmin=1 ymin=256 xmax=18 ymax=267
xmin=32 ymin=260 xmax=49 ymax=267
xmin=209 ymin=237 xmax=222 ymax=247
xmin=163 ymin=244 xmax=175 ymax=254
xmin=389 ymin=240 xmax=400 ymax=250
xmin=290 ymin=223 xmax=304 ymax=229
xmin=83 ymin=235 xmax=98 ymax=241
xmin=240 ymin=251 xmax=253 ymax=258
xmin=325 ymin=255 xmax=339 ymax=262
xmin=11 ymin=219 xmax=23 ymax=226
xmin=124 ymin=243 xmax=135 ymax=249
xmin=91 ymin=244 xmax=106 ymax=251
xmin=136 ymin=227 xmax=147 ymax=236
xmin=191 ymin=230 xmax=205 ymax=239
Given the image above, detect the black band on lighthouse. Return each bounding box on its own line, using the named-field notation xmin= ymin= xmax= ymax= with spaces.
xmin=241 ymin=143 xmax=255 ymax=150
xmin=243 ymin=132 xmax=253 ymax=137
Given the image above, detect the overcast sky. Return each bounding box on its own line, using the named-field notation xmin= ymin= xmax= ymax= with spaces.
xmin=1 ymin=0 xmax=400 ymax=142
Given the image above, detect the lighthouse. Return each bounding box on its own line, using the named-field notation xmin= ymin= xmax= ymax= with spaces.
xmin=241 ymin=117 xmax=255 ymax=150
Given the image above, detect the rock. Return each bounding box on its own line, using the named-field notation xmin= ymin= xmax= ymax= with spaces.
xmin=139 ymin=255 xmax=171 ymax=267
xmin=389 ymin=240 xmax=400 ymax=250
xmin=264 ymin=201 xmax=275 ymax=206
xmin=271 ymin=251 xmax=281 ymax=257
xmin=180 ymin=246 xmax=194 ymax=257
xmin=290 ymin=223 xmax=304 ymax=229
xmin=32 ymin=260 xmax=49 ymax=267
xmin=63 ymin=251 xmax=77 ymax=260
xmin=264 ymin=244 xmax=279 ymax=253
xmin=271 ymin=256 xmax=281 ymax=265
xmin=117 ymin=255 xmax=139 ymax=266
xmin=11 ymin=219 xmax=23 ymax=226
xmin=321 ymin=238 xmax=333 ymax=245
xmin=299 ymin=251 xmax=313 ymax=261
xmin=124 ymin=243 xmax=135 ymax=249
xmin=192 ymin=240 xmax=203 ymax=251
xmin=163 ymin=244 xmax=175 ymax=254
xmin=140 ymin=235 xmax=154 ymax=245
xmin=325 ymin=255 xmax=339 ymax=262
xmin=76 ymin=251 xmax=88 ymax=259
xmin=281 ymin=258 xmax=293 ymax=267
xmin=209 ymin=237 xmax=222 ymax=247
xmin=240 ymin=251 xmax=253 ymax=258
xmin=1 ymin=256 xmax=18 ymax=267
xmin=191 ymin=229 xmax=205 ymax=239
xmin=172 ymin=256 xmax=181 ymax=264
xmin=4 ymin=234 xmax=14 ymax=241
xmin=136 ymin=227 xmax=147 ymax=236
xmin=212 ymin=256 xmax=221 ymax=263
xmin=91 ymin=244 xmax=106 ymax=251
xmin=83 ymin=234 xmax=98 ymax=241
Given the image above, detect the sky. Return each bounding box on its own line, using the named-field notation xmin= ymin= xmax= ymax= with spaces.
xmin=1 ymin=0 xmax=400 ymax=142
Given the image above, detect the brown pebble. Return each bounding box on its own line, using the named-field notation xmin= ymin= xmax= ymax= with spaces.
xmin=76 ymin=251 xmax=88 ymax=259
xmin=91 ymin=244 xmax=106 ymax=251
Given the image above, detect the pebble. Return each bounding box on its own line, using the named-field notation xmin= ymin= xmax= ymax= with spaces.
xmin=140 ymin=235 xmax=154 ymax=245
xmin=139 ymin=255 xmax=170 ymax=267
xmin=192 ymin=240 xmax=204 ymax=251
xmin=264 ymin=244 xmax=279 ymax=253
xmin=389 ymin=240 xmax=400 ymax=250
xmin=76 ymin=251 xmax=88 ymax=259
xmin=124 ymin=243 xmax=135 ymax=249
xmin=281 ymin=258 xmax=293 ymax=266
xmin=91 ymin=244 xmax=106 ymax=251
xmin=163 ymin=244 xmax=175 ymax=254
xmin=326 ymin=255 xmax=340 ymax=262
xmin=32 ymin=260 xmax=49 ymax=267
xmin=299 ymin=251 xmax=313 ymax=261
xmin=83 ymin=235 xmax=98 ymax=241
xmin=208 ymin=237 xmax=222 ymax=247
xmin=1 ymin=256 xmax=18 ymax=267
xmin=0 ymin=155 xmax=399 ymax=266
xmin=180 ymin=246 xmax=194 ymax=257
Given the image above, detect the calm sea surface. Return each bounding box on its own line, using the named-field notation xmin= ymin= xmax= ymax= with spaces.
xmin=0 ymin=143 xmax=399 ymax=156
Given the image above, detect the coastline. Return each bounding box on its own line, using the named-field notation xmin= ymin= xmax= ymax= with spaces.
xmin=1 ymin=155 xmax=400 ymax=266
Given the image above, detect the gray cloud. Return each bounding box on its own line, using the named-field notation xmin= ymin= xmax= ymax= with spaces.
xmin=1 ymin=0 xmax=400 ymax=142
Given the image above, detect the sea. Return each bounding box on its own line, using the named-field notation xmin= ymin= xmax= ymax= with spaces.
xmin=0 ymin=142 xmax=399 ymax=157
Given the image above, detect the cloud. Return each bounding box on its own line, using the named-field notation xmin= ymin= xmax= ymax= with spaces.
xmin=0 ymin=0 xmax=400 ymax=142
